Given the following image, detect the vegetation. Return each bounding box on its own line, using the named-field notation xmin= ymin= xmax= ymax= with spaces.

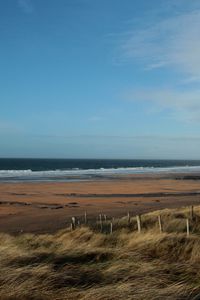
xmin=1 ymin=206 xmax=200 ymax=299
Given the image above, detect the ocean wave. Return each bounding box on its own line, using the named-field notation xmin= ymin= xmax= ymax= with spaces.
xmin=1 ymin=165 xmax=200 ymax=180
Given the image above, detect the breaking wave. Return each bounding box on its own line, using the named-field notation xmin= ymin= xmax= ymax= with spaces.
xmin=1 ymin=165 xmax=200 ymax=182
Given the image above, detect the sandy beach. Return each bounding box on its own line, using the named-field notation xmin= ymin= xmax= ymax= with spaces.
xmin=0 ymin=173 xmax=200 ymax=234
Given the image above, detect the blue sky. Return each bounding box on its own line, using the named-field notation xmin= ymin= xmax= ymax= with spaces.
xmin=1 ymin=0 xmax=200 ymax=159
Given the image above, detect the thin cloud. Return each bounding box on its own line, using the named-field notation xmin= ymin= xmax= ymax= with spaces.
xmin=32 ymin=133 xmax=200 ymax=142
xmin=118 ymin=9 xmax=200 ymax=82
xmin=18 ymin=0 xmax=33 ymax=14
xmin=115 ymin=5 xmax=200 ymax=121
xmin=126 ymin=88 xmax=200 ymax=122
xmin=88 ymin=116 xmax=102 ymax=122
xmin=0 ymin=121 xmax=22 ymax=134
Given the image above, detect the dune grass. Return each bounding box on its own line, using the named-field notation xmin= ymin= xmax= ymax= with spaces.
xmin=1 ymin=206 xmax=200 ymax=299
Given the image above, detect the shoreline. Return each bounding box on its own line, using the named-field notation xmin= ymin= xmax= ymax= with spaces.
xmin=1 ymin=172 xmax=200 ymax=234
xmin=2 ymin=167 xmax=200 ymax=183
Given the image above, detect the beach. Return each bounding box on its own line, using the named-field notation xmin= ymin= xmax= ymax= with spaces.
xmin=1 ymin=173 xmax=200 ymax=234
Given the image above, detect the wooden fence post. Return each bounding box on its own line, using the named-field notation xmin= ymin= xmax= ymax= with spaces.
xmin=103 ymin=214 xmax=107 ymax=221
xmin=186 ymin=218 xmax=190 ymax=237
xmin=190 ymin=206 xmax=194 ymax=220
xmin=136 ymin=215 xmax=141 ymax=233
xmin=158 ymin=215 xmax=163 ymax=233
xmin=110 ymin=221 xmax=113 ymax=234
xmin=84 ymin=211 xmax=87 ymax=224
xmin=99 ymin=214 xmax=103 ymax=232
xmin=127 ymin=212 xmax=130 ymax=225
xmin=71 ymin=217 xmax=76 ymax=230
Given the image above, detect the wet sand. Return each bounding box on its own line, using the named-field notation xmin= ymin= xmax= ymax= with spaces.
xmin=1 ymin=173 xmax=200 ymax=234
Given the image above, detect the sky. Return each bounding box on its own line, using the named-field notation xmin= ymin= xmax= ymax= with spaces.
xmin=1 ymin=0 xmax=200 ymax=159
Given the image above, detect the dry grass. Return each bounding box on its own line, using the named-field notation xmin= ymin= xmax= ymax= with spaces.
xmin=1 ymin=206 xmax=200 ymax=299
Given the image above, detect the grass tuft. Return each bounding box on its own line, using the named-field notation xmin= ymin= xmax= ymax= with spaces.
xmin=1 ymin=206 xmax=200 ymax=299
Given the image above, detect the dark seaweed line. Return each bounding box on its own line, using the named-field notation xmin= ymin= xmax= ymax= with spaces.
xmin=0 ymin=200 xmax=77 ymax=209
xmin=64 ymin=192 xmax=200 ymax=198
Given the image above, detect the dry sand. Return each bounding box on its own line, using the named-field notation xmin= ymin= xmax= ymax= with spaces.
xmin=1 ymin=173 xmax=200 ymax=234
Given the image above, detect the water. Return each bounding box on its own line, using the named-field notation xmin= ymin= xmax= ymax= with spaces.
xmin=1 ymin=158 xmax=200 ymax=182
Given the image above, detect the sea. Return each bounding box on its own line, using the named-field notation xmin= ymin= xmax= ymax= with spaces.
xmin=1 ymin=158 xmax=200 ymax=182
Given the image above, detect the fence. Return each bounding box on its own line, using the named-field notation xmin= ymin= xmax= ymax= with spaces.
xmin=69 ymin=205 xmax=196 ymax=236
